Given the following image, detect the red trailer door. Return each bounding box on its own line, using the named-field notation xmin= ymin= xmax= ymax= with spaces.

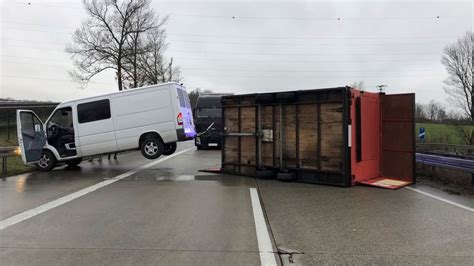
xmin=354 ymin=91 xmax=415 ymax=189
xmin=380 ymin=93 xmax=415 ymax=183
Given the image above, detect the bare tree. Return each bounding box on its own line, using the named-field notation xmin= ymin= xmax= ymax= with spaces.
xmin=122 ymin=11 xmax=166 ymax=88
xmin=441 ymin=31 xmax=473 ymax=120
xmin=350 ymin=81 xmax=365 ymax=91
xmin=426 ymin=100 xmax=440 ymax=121
xmin=138 ymin=28 xmax=181 ymax=85
xmin=415 ymin=103 xmax=426 ymax=121
xmin=66 ymin=0 xmax=154 ymax=91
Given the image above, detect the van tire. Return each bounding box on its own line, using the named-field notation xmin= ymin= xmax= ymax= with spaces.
xmin=140 ymin=137 xmax=164 ymax=159
xmin=162 ymin=143 xmax=177 ymax=156
xmin=35 ymin=150 xmax=57 ymax=171
xmin=65 ymin=158 xmax=82 ymax=167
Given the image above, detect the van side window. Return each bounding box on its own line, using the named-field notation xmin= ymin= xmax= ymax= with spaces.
xmin=77 ymin=99 xmax=111 ymax=124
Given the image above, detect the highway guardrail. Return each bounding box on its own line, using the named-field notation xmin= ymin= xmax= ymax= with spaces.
xmin=416 ymin=152 xmax=474 ymax=185
xmin=416 ymin=143 xmax=474 ymax=159
xmin=0 ymin=146 xmax=20 ymax=176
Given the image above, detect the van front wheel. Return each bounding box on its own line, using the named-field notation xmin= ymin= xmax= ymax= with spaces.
xmin=162 ymin=143 xmax=177 ymax=156
xmin=36 ymin=150 xmax=57 ymax=171
xmin=140 ymin=137 xmax=164 ymax=159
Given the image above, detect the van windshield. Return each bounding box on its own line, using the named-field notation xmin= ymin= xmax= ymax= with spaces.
xmin=48 ymin=107 xmax=73 ymax=128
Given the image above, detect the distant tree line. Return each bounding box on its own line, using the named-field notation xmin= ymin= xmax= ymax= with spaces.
xmin=66 ymin=0 xmax=180 ymax=91
xmin=415 ymin=100 xmax=472 ymax=123
xmin=416 ymin=100 xmax=473 ymax=145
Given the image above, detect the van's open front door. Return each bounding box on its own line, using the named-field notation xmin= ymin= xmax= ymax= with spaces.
xmin=16 ymin=110 xmax=46 ymax=164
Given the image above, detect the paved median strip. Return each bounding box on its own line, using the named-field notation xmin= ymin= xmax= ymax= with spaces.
xmin=249 ymin=188 xmax=278 ymax=266
xmin=0 ymin=148 xmax=193 ymax=231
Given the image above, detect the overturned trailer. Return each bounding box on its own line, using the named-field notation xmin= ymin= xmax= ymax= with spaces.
xmin=221 ymin=87 xmax=415 ymax=188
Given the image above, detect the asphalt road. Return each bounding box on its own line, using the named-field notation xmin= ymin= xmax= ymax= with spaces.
xmin=1 ymin=141 xmax=473 ymax=265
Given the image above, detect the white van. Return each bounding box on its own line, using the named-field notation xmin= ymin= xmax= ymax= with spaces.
xmin=16 ymin=82 xmax=196 ymax=171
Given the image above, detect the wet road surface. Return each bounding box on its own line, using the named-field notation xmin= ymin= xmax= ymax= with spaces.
xmin=258 ymin=181 xmax=474 ymax=265
xmin=1 ymin=141 xmax=473 ymax=265
xmin=1 ymin=142 xmax=267 ymax=265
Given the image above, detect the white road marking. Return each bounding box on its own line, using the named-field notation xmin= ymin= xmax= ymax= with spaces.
xmin=249 ymin=188 xmax=278 ymax=266
xmin=406 ymin=186 xmax=473 ymax=212
xmin=0 ymin=148 xmax=193 ymax=231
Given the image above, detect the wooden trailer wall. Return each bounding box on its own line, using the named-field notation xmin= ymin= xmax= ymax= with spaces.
xmin=221 ymin=88 xmax=351 ymax=186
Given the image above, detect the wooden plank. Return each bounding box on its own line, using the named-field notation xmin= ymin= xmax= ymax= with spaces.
xmin=317 ymin=104 xmax=322 ymax=169
xmin=283 ymin=105 xmax=296 ymax=168
xmin=298 ymin=104 xmax=318 ymax=170
xmin=260 ymin=105 xmax=274 ymax=166
xmin=261 ymin=143 xmax=274 ymax=166
xmin=224 ymin=107 xmax=239 ymax=132
xmin=241 ymin=136 xmax=256 ymax=166
xmin=240 ymin=107 xmax=256 ymax=133
xmin=321 ymin=103 xmax=343 ymax=123
xmin=261 ymin=106 xmax=273 ymax=128
xmin=319 ymin=103 xmax=344 ymax=172
xmin=272 ymin=105 xmax=276 ymax=166
xmin=223 ymin=94 xmax=345 ymax=174
xmin=238 ymin=105 xmax=241 ymax=174
xmin=295 ymin=104 xmax=300 ymax=168
xmin=224 ymin=137 xmax=238 ymax=164
xmin=274 ymin=105 xmax=281 ymax=168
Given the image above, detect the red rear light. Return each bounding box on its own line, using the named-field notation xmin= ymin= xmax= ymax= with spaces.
xmin=177 ymin=112 xmax=183 ymax=125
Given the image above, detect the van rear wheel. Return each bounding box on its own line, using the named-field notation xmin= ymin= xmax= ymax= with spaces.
xmin=140 ymin=137 xmax=164 ymax=159
xmin=162 ymin=143 xmax=177 ymax=156
xmin=36 ymin=150 xmax=57 ymax=171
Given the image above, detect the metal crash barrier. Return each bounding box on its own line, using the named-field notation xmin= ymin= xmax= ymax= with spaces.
xmin=416 ymin=152 xmax=474 ymax=185
xmin=0 ymin=146 xmax=20 ymax=176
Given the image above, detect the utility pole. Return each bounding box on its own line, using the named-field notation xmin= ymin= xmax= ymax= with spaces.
xmin=376 ymin=84 xmax=387 ymax=93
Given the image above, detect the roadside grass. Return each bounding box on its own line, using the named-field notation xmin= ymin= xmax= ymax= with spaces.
xmin=416 ymin=123 xmax=473 ymax=145
xmin=0 ymin=126 xmax=31 ymax=177
xmin=0 ymin=156 xmax=34 ymax=177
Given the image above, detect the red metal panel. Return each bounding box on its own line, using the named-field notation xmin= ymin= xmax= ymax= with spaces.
xmin=350 ymin=90 xmax=381 ymax=183
xmin=380 ymin=94 xmax=415 ymax=182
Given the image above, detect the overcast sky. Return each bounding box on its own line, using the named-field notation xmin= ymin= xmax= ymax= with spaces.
xmin=0 ymin=0 xmax=472 ymax=108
